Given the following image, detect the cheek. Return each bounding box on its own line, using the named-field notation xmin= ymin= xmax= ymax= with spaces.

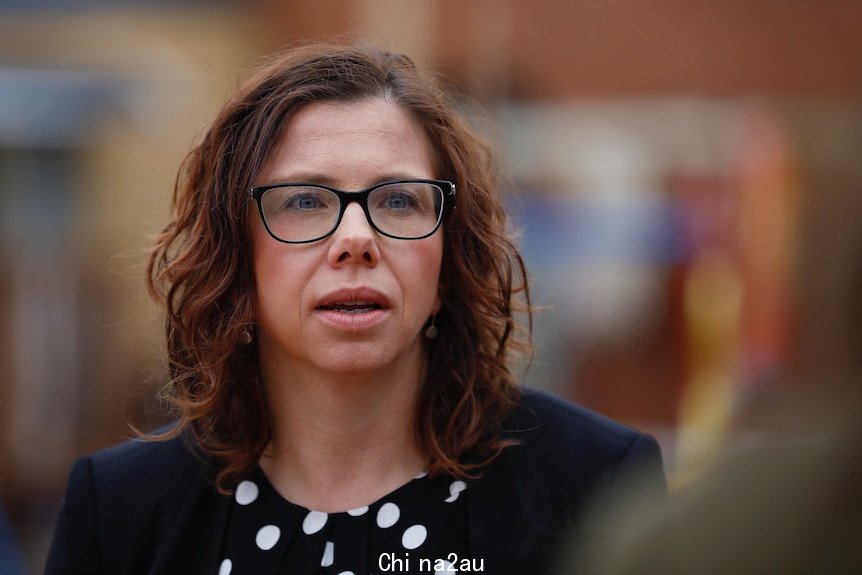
xmin=251 ymin=239 xmax=278 ymax=301
xmin=249 ymin=216 xmax=273 ymax=288
xmin=249 ymin=231 xmax=310 ymax=321
xmin=407 ymin=237 xmax=444 ymax=308
xmin=250 ymin=251 xmax=277 ymax=323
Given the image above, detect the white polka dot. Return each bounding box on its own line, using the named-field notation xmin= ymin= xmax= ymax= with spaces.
xmin=376 ymin=502 xmax=400 ymax=528
xmin=302 ymin=510 xmax=328 ymax=535
xmin=321 ymin=540 xmax=334 ymax=567
xmin=435 ymin=560 xmax=457 ymax=574
xmin=218 ymin=558 xmax=232 ymax=575
xmin=414 ymin=470 xmax=428 ymax=479
xmin=401 ymin=524 xmax=427 ymax=549
xmin=255 ymin=525 xmax=281 ymax=550
xmin=235 ymin=480 xmax=258 ymax=505
xmin=347 ymin=505 xmax=368 ymax=516
xmin=445 ymin=480 xmax=467 ymax=503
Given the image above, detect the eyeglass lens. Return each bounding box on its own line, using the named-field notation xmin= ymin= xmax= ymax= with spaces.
xmin=260 ymin=181 xmax=445 ymax=242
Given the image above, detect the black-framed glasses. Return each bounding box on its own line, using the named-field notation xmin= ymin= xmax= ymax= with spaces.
xmin=249 ymin=179 xmax=456 ymax=243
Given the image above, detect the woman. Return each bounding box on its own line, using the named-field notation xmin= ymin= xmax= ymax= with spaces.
xmin=46 ymin=43 xmax=665 ymax=575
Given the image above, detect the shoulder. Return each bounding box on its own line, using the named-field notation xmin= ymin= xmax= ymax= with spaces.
xmin=85 ymin=432 xmax=210 ymax=500
xmin=468 ymin=388 xmax=665 ymax=573
xmin=498 ymin=387 xmax=665 ymax=492
xmin=80 ymin=432 xmax=218 ymax=539
xmin=46 ymin=432 xmax=218 ymax=575
xmin=69 ymin=431 xmax=213 ymax=518
xmin=507 ymin=387 xmax=653 ymax=455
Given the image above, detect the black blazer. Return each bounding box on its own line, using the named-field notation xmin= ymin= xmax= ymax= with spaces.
xmin=45 ymin=389 xmax=665 ymax=575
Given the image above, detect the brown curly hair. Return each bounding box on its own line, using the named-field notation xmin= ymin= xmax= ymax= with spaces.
xmin=146 ymin=42 xmax=532 ymax=490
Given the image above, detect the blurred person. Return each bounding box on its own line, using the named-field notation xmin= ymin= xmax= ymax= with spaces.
xmin=0 ymin=504 xmax=27 ymax=575
xmin=553 ymin=247 xmax=862 ymax=574
xmin=45 ymin=43 xmax=664 ymax=575
xmin=556 ymin=382 xmax=862 ymax=575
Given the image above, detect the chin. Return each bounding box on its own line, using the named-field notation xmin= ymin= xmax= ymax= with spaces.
xmin=319 ymin=354 xmax=391 ymax=377
xmin=315 ymin=342 xmax=420 ymax=378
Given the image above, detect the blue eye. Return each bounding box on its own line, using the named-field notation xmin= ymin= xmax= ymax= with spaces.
xmin=384 ymin=193 xmax=410 ymax=209
xmin=284 ymin=192 xmax=327 ymax=211
xmin=297 ymin=196 xmax=318 ymax=209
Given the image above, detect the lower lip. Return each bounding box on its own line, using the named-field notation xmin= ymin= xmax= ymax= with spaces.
xmin=314 ymin=308 xmax=390 ymax=330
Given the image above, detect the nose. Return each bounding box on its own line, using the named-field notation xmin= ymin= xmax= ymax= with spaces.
xmin=327 ymin=202 xmax=380 ymax=267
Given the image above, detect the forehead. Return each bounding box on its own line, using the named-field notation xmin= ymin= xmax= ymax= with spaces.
xmin=257 ymin=98 xmax=438 ymax=187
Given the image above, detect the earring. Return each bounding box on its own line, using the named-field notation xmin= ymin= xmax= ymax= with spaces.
xmin=424 ymin=314 xmax=438 ymax=340
xmin=240 ymin=329 xmax=253 ymax=345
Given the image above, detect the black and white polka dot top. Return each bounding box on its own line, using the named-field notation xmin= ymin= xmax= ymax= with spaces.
xmin=216 ymin=467 xmax=469 ymax=575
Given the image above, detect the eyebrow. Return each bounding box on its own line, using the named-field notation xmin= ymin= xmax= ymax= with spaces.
xmin=258 ymin=172 xmax=429 ymax=188
xmin=262 ymin=172 xmax=332 ymax=186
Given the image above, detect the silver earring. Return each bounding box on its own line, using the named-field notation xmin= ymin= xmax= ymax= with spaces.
xmin=240 ymin=329 xmax=253 ymax=345
xmin=424 ymin=315 xmax=438 ymax=340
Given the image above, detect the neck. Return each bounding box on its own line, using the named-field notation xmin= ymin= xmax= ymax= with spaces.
xmin=258 ymin=346 xmax=427 ymax=512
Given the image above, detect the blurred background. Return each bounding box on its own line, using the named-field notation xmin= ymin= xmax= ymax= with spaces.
xmin=1 ymin=1 xmax=861 ymax=572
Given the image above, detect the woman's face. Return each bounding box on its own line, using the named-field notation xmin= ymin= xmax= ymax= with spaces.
xmin=249 ymin=98 xmax=443 ymax=379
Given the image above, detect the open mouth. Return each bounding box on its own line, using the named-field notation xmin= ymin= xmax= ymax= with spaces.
xmin=318 ymin=301 xmax=383 ymax=314
xmin=315 ymin=288 xmax=391 ymax=327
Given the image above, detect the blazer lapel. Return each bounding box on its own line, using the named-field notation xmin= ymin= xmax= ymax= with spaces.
xmin=468 ymin=393 xmax=571 ymax=575
xmin=146 ymin=448 xmax=232 ymax=575
xmin=468 ymin=443 xmax=558 ymax=575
